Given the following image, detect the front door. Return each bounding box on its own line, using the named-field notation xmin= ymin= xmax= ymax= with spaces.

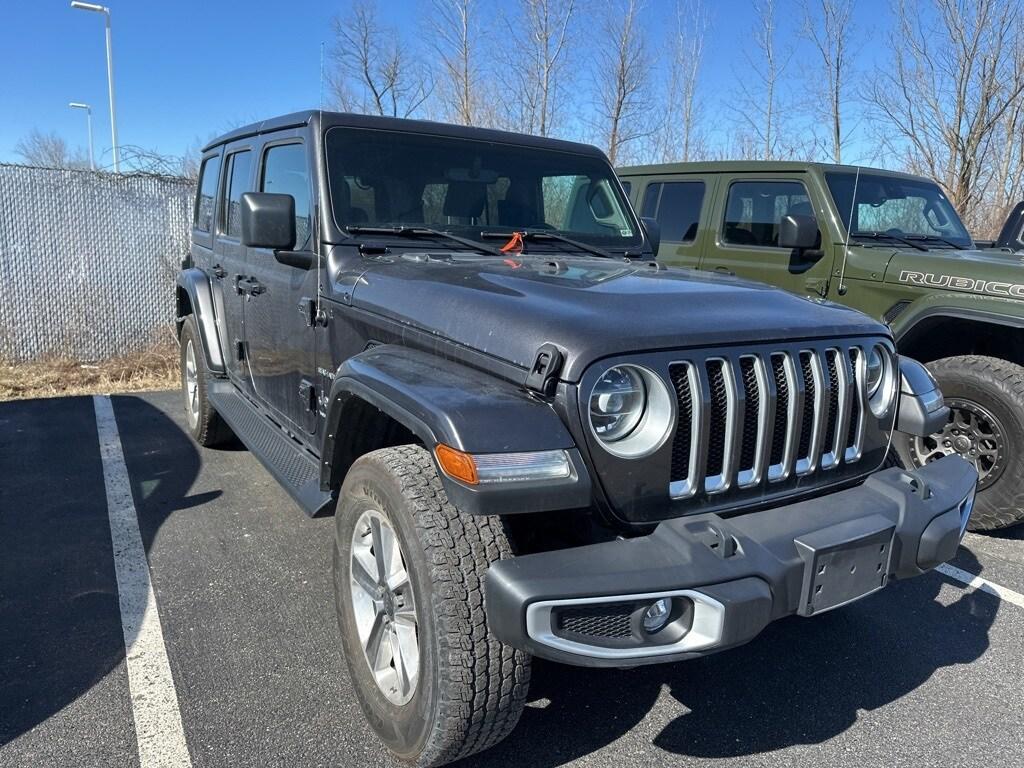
xmin=212 ymin=145 xmax=255 ymax=388
xmin=243 ymin=135 xmax=319 ymax=435
xmin=638 ymin=176 xmax=712 ymax=269
xmin=699 ymin=177 xmax=835 ymax=298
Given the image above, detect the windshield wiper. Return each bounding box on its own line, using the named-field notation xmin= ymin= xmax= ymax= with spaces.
xmin=346 ymin=225 xmax=505 ymax=257
xmin=851 ymin=230 xmax=928 ymax=252
xmin=479 ymin=229 xmax=614 ymax=259
xmin=904 ymin=234 xmax=967 ymax=249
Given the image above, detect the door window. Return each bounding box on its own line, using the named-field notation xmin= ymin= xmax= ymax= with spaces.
xmin=194 ymin=155 xmax=220 ymax=232
xmin=723 ymin=181 xmax=810 ymax=248
xmin=642 ymin=182 xmax=704 ymax=243
xmin=222 ymin=150 xmax=252 ymax=238
xmin=260 ymin=143 xmax=312 ymax=248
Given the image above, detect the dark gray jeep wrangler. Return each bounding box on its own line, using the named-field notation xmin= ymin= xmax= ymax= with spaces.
xmin=176 ymin=111 xmax=977 ymax=766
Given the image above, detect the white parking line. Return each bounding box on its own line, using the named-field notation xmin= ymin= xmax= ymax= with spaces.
xmin=93 ymin=395 xmax=192 ymax=768
xmin=936 ymin=562 xmax=1024 ymax=609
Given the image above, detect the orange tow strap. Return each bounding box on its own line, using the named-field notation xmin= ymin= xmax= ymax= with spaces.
xmin=500 ymin=231 xmax=525 ymax=254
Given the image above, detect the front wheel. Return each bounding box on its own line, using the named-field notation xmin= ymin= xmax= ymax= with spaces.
xmin=894 ymin=355 xmax=1024 ymax=531
xmin=333 ymin=445 xmax=530 ymax=767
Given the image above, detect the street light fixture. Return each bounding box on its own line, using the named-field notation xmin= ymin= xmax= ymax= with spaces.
xmin=69 ymin=102 xmax=95 ymax=171
xmin=70 ymin=1 xmax=119 ymax=172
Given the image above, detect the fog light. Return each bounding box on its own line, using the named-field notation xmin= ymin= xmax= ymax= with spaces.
xmin=642 ymin=598 xmax=672 ymax=633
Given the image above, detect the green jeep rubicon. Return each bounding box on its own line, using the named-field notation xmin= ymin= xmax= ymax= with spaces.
xmin=618 ymin=161 xmax=1024 ymax=531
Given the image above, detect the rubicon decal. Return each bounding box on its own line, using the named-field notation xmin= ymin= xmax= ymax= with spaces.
xmin=899 ymin=270 xmax=1024 ymax=298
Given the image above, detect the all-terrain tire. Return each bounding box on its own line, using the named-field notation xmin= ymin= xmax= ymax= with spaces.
xmin=333 ymin=445 xmax=530 ymax=767
xmin=894 ymin=355 xmax=1024 ymax=531
xmin=179 ymin=315 xmax=233 ymax=447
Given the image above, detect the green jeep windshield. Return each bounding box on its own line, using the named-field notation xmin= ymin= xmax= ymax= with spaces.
xmin=825 ymin=171 xmax=972 ymax=248
xmin=324 ymin=126 xmax=640 ymax=249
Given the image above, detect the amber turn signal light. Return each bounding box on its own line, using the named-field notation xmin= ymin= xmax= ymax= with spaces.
xmin=435 ymin=444 xmax=479 ymax=485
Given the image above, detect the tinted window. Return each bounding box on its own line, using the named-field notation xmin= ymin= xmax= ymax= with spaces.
xmin=655 ymin=182 xmax=704 ymax=242
xmin=223 ymin=151 xmax=252 ymax=238
xmin=723 ymin=181 xmax=810 ymax=247
xmin=261 ymin=143 xmax=311 ymax=248
xmin=194 ymin=155 xmax=220 ymax=232
xmin=620 ymin=180 xmax=631 ymax=197
xmin=641 ymin=183 xmax=661 ymax=218
xmin=324 ymin=127 xmax=640 ymax=248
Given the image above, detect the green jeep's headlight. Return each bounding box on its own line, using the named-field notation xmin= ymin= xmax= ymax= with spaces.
xmin=589 ymin=365 xmax=674 ymax=458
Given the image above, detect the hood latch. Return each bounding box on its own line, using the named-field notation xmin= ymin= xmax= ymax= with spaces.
xmin=525 ymin=343 xmax=564 ymax=396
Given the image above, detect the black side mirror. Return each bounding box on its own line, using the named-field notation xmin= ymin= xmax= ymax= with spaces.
xmin=641 ymin=216 xmax=661 ymax=254
xmin=778 ymin=213 xmax=820 ymax=251
xmin=240 ymin=192 xmax=296 ymax=251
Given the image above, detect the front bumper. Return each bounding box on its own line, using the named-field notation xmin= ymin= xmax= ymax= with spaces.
xmin=485 ymin=455 xmax=977 ymax=667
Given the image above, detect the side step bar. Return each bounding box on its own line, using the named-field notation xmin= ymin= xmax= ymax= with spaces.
xmin=208 ymin=383 xmax=335 ymax=517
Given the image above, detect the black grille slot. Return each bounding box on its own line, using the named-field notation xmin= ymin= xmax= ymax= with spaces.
xmin=847 ymin=348 xmax=861 ymax=449
xmin=739 ymin=357 xmax=760 ymax=472
xmin=557 ymin=603 xmax=634 ymax=639
xmin=797 ymin=352 xmax=816 ymax=459
xmin=669 ymin=364 xmax=694 ymax=482
xmin=823 ymin=351 xmax=840 ymax=453
xmin=770 ymin=354 xmax=789 ymax=465
xmin=705 ymin=361 xmax=728 ymax=477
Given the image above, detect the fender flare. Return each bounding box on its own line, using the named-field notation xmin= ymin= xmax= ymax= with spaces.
xmin=176 ymin=268 xmax=226 ymax=373
xmin=320 ymin=345 xmax=591 ymax=515
xmin=892 ymin=305 xmax=1024 ymax=347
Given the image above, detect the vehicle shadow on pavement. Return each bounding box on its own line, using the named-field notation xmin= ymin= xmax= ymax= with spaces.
xmin=465 ymin=548 xmax=996 ymax=767
xmin=0 ymin=395 xmax=206 ymax=751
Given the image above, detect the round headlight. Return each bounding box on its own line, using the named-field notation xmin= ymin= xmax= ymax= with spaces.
xmin=590 ymin=366 xmax=647 ymax=441
xmin=866 ymin=344 xmax=885 ymax=396
xmin=588 ymin=365 xmax=675 ymax=458
xmin=865 ymin=343 xmax=896 ymax=417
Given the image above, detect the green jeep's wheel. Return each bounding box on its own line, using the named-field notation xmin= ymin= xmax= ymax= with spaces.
xmin=895 ymin=355 xmax=1024 ymax=531
xmin=333 ymin=446 xmax=530 ymax=767
xmin=179 ymin=315 xmax=232 ymax=447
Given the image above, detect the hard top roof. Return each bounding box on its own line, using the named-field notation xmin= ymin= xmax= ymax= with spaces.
xmin=202 ymin=110 xmax=607 ymax=158
xmin=617 ymin=159 xmax=933 ymax=184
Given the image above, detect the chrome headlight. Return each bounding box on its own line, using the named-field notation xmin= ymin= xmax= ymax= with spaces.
xmin=588 ymin=365 xmax=674 ymax=458
xmin=866 ymin=343 xmax=897 ymax=417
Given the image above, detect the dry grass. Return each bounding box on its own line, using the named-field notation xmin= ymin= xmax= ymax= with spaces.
xmin=0 ymin=340 xmax=180 ymax=401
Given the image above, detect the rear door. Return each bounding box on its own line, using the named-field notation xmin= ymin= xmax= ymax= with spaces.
xmin=699 ymin=175 xmax=835 ymax=297
xmin=637 ymin=176 xmax=714 ymax=268
xmin=243 ymin=133 xmax=319 ymax=435
xmin=213 ymin=143 xmax=256 ymax=389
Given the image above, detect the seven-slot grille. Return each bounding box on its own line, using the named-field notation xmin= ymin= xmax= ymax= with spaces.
xmin=668 ymin=345 xmax=866 ymax=499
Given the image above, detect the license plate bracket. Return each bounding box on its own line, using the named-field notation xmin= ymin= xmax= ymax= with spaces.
xmin=794 ymin=514 xmax=896 ymax=616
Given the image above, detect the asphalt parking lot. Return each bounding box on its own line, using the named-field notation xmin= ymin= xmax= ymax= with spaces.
xmin=2 ymin=390 xmax=1023 ymax=768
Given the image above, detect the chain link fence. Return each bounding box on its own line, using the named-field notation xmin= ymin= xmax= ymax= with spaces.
xmin=0 ymin=163 xmax=194 ymax=361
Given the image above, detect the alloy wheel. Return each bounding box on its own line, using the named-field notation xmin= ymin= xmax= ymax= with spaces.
xmin=908 ymin=398 xmax=1006 ymax=490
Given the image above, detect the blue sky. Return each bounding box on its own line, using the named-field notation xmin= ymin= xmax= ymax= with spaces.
xmin=0 ymin=0 xmax=893 ymax=167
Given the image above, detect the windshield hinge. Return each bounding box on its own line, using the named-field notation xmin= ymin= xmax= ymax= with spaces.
xmin=525 ymin=343 xmax=564 ymax=396
xmin=804 ymin=277 xmax=829 ymax=298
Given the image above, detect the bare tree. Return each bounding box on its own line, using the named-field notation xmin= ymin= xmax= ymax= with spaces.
xmin=653 ymin=0 xmax=709 ymax=162
xmin=593 ymin=0 xmax=653 ymax=165
xmin=14 ymin=129 xmax=89 ymax=169
xmin=867 ymin=0 xmax=1024 ymax=229
xmin=431 ymin=0 xmax=483 ymax=125
xmin=330 ymin=0 xmax=432 ymax=118
xmin=800 ymin=0 xmax=856 ymax=163
xmin=731 ymin=0 xmax=796 ymax=160
xmin=497 ymin=0 xmax=577 ymax=136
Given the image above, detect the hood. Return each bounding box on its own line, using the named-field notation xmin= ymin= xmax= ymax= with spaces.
xmin=884 ymin=247 xmax=1024 ymax=301
xmin=348 ymin=252 xmax=888 ymax=381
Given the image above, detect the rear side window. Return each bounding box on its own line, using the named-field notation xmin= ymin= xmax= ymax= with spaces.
xmin=223 ymin=150 xmax=252 ymax=238
xmin=194 ymin=155 xmax=220 ymax=232
xmin=261 ymin=143 xmax=312 ymax=248
xmin=642 ymin=182 xmax=704 ymax=243
xmin=723 ymin=181 xmax=810 ymax=248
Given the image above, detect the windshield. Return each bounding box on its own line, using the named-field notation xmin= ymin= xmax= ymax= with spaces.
xmin=825 ymin=171 xmax=972 ymax=248
xmin=324 ymin=127 xmax=641 ymax=250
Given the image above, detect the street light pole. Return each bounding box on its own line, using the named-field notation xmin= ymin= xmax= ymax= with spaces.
xmin=69 ymin=102 xmax=95 ymax=170
xmin=70 ymin=2 xmax=119 ymax=172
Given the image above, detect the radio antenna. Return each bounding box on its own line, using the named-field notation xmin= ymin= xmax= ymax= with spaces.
xmin=836 ymin=166 xmax=860 ymax=296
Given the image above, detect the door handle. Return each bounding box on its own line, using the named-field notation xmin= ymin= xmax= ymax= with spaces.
xmin=235 ymin=276 xmax=266 ymax=296
xmin=212 ymin=263 xmax=226 ymax=279
xmin=714 ymin=266 xmax=735 ymax=276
